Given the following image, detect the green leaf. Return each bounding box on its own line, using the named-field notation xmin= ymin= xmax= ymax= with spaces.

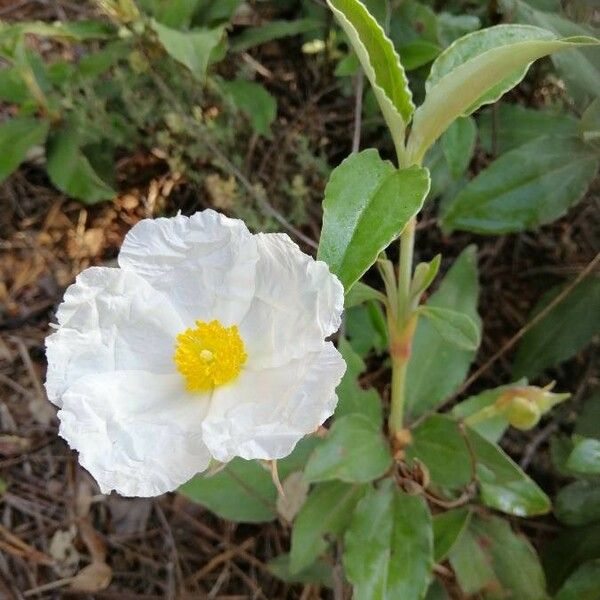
xmin=318 ymin=149 xmax=430 ymax=291
xmin=222 ymin=79 xmax=277 ymax=138
xmin=344 ymin=281 xmax=386 ymax=308
xmin=425 ymin=579 xmax=450 ymax=600
xmin=327 ymin=0 xmax=414 ymax=153
xmin=407 ymin=24 xmax=599 ymax=163
xmin=418 ymin=305 xmax=481 ymax=351
xmin=0 ymin=67 xmax=31 ymax=103
xmin=433 ymin=508 xmax=471 ymax=562
xmin=410 ymin=255 xmax=441 ymax=304
xmin=46 ymin=126 xmax=115 ymax=204
xmin=304 ymin=414 xmax=391 ymax=484
xmin=230 ymin=19 xmax=321 ymax=52
xmin=556 ymin=480 xmax=600 ymax=526
xmin=449 ymin=528 xmax=499 ymax=595
xmin=268 ymin=553 xmax=332 ymax=588
xmin=555 ymin=560 xmax=600 ymax=600
xmin=468 ymin=427 xmax=551 ymax=516
xmin=290 ymin=481 xmax=365 ymax=573
xmin=575 ymin=392 xmax=600 ymax=440
xmin=478 ymin=103 xmax=578 ymax=154
xmin=452 ymin=381 xmax=527 ymax=443
xmin=180 ymin=458 xmax=276 ymax=522
xmin=567 ymin=438 xmax=600 ymax=475
xmin=437 ymin=13 xmax=481 ymax=47
xmin=441 ymin=116 xmax=476 ymax=180
xmin=506 ymin=0 xmax=600 ymax=105
xmin=179 ymin=437 xmax=317 ymax=523
xmin=335 ymin=338 xmax=383 ymax=426
xmin=442 ymin=136 xmax=598 ymax=234
xmin=513 ymin=275 xmax=600 ymax=379
xmin=344 ymin=480 xmax=433 ymax=600
xmin=152 ymin=20 xmax=224 ymax=80
xmin=4 ymin=20 xmax=115 ymax=40
xmin=399 ymin=41 xmax=441 ymax=71
xmin=543 ymin=522 xmax=600 ymax=593
xmin=0 ymin=117 xmax=49 ymax=183
xmin=408 ymin=415 xmax=550 ymax=515
xmin=406 ymin=245 xmax=481 ymax=418
xmin=345 ymin=302 xmax=388 ymax=358
xmin=470 ymin=515 xmax=548 ymax=600
xmin=407 ymin=414 xmax=473 ymax=489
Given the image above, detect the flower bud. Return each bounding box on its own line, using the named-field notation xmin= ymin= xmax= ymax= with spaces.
xmin=496 ymin=382 xmax=570 ymax=431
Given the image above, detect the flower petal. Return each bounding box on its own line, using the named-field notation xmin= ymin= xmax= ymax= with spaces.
xmin=58 ymin=371 xmax=211 ymax=496
xmin=118 ymin=210 xmax=259 ymax=325
xmin=46 ymin=267 xmax=184 ymax=407
xmin=239 ymin=233 xmax=344 ymax=368
xmin=202 ymin=342 xmax=346 ymax=462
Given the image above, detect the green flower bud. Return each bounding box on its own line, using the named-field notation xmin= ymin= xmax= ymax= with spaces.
xmin=504 ymin=395 xmax=541 ymax=430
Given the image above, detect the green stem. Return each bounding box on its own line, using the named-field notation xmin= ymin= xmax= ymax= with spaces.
xmin=389 ymin=357 xmax=408 ymax=433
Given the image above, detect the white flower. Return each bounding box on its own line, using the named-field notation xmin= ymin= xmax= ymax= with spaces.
xmin=45 ymin=210 xmax=345 ymax=497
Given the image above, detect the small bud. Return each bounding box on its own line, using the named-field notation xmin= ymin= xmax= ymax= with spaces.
xmin=504 ymin=395 xmax=541 ymax=430
xmin=496 ymin=382 xmax=570 ymax=431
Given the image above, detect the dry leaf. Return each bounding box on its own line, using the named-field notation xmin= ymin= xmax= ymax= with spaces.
xmin=69 ymin=562 xmax=112 ymax=592
xmin=276 ymin=471 xmax=309 ymax=522
xmin=49 ymin=526 xmax=80 ymax=576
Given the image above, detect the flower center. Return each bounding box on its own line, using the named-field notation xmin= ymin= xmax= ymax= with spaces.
xmin=174 ymin=320 xmax=247 ymax=392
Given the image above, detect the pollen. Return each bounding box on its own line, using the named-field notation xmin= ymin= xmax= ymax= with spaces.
xmin=174 ymin=320 xmax=247 ymax=392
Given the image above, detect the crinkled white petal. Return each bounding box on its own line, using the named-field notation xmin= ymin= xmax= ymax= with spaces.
xmin=202 ymin=342 xmax=346 ymax=462
xmin=46 ymin=267 xmax=185 ymax=407
xmin=58 ymin=371 xmax=211 ymax=497
xmin=118 ymin=209 xmax=259 ymax=325
xmin=239 ymin=233 xmax=344 ymax=368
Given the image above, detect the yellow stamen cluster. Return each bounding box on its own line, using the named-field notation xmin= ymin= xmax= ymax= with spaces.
xmin=174 ymin=320 xmax=247 ymax=392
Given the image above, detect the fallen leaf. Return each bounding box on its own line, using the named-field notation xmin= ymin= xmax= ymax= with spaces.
xmin=69 ymin=562 xmax=112 ymax=592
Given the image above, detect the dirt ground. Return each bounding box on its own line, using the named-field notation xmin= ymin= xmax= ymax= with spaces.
xmin=1 ymin=1 xmax=599 ymax=599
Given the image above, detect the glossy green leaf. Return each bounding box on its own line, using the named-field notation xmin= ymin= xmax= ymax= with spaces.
xmin=290 ymin=481 xmax=365 ymax=573
xmin=407 ymin=24 xmax=599 ymax=163
xmin=468 ymin=427 xmax=551 ymax=516
xmin=230 ymin=19 xmax=321 ymax=52
xmin=567 ymin=438 xmax=600 ymax=475
xmin=222 ymin=79 xmax=277 ymax=138
xmin=268 ymin=553 xmax=332 ymax=588
xmin=418 ymin=306 xmax=481 ymax=351
xmin=0 ymin=117 xmax=49 ymax=183
xmin=304 ymin=414 xmax=391 ymax=483
xmin=46 ymin=126 xmax=115 ymax=204
xmin=335 ymin=338 xmax=383 ymax=426
xmin=180 ymin=438 xmax=318 ymax=523
xmin=152 ymin=20 xmax=224 ymax=80
xmin=470 ymin=515 xmax=547 ymax=600
xmin=318 ymin=149 xmax=430 ymax=290
xmin=433 ymin=508 xmax=471 ymax=562
xmin=478 ymin=103 xmax=578 ymax=154
xmin=344 ymin=480 xmax=433 ymax=600
xmin=513 ymin=275 xmax=600 ymax=379
xmin=407 ymin=414 xmax=473 ymax=489
xmin=406 ymin=245 xmax=481 ymax=418
xmin=441 ymin=116 xmax=476 ymax=179
xmin=442 ymin=136 xmax=598 ymax=234
xmin=556 ymin=480 xmax=600 ymax=526
xmin=555 ymin=560 xmax=600 ymax=600
xmin=327 ymin=0 xmax=414 ymax=152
